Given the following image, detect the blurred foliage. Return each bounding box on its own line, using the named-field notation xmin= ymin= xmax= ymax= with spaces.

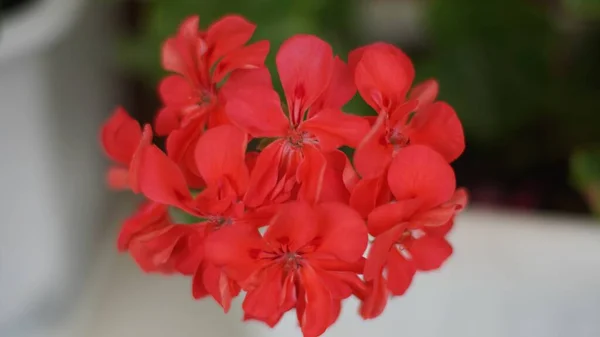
xmin=419 ymin=0 xmax=555 ymax=146
xmin=419 ymin=0 xmax=600 ymax=174
xmin=571 ymin=148 xmax=600 ymax=216
xmin=120 ymin=0 xmax=358 ymax=86
xmin=119 ymin=0 xmax=375 ymax=118
xmin=563 ymin=0 xmax=600 ymax=19
xmin=119 ymin=0 xmax=600 ymax=213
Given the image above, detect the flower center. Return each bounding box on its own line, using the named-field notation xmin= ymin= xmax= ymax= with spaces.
xmin=386 ymin=127 xmax=410 ymax=147
xmin=281 ymin=252 xmax=302 ymax=272
xmin=395 ymin=228 xmax=425 ymax=251
xmin=287 ymin=130 xmax=308 ymax=148
xmin=197 ymin=88 xmax=214 ymax=106
xmin=208 ymin=216 xmax=233 ymax=230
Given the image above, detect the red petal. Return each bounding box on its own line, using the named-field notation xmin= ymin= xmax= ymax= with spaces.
xmin=314 ymin=203 xmax=368 ymax=262
xmin=300 ymin=108 xmax=370 ymax=151
xmin=364 ymin=225 xmax=405 ymax=281
xmin=202 ymin=263 xmax=240 ymax=312
xmin=245 ymin=151 xmax=259 ymax=174
xmin=178 ymin=15 xmax=200 ymax=37
xmin=166 ymin=119 xmax=203 ymax=163
xmin=386 ymin=248 xmax=416 ymax=296
xmin=411 ymin=188 xmax=468 ymax=228
xmin=309 ymin=270 xmax=352 ymax=301
xmin=311 ymin=258 xmax=365 ymax=274
xmin=225 ymin=87 xmax=289 ymax=138
xmin=388 ymin=99 xmax=419 ymax=127
xmin=388 ymin=145 xmax=456 ymax=209
xmin=165 ymin=119 xmax=205 ymax=188
xmin=161 ymin=37 xmax=190 ymax=78
xmin=353 ymin=43 xmax=415 ymax=112
xmin=192 ymin=263 xmax=209 ymax=299
xmin=311 ymin=56 xmax=356 ymax=113
xmin=220 ymin=67 xmax=273 ymax=101
xmin=128 ymin=225 xmax=187 ymax=273
xmin=242 ymin=265 xmax=284 ymax=320
xmin=333 ymin=271 xmax=368 ymax=297
xmin=359 ymin=273 xmax=388 ymax=320
xmin=297 ymin=144 xmax=327 ymax=204
xmin=128 ymin=125 xmax=153 ymax=193
xmin=243 ymin=272 xmax=295 ymax=327
xmin=264 ymin=202 xmax=318 ymax=251
xmin=424 ymin=219 xmax=454 ymax=238
xmin=212 ymin=40 xmax=270 ymax=83
xmin=353 ymin=113 xmax=393 ymax=179
xmin=243 ymin=140 xmax=285 ymax=208
xmin=280 ymin=273 xmax=298 ymax=312
xmin=203 ymin=224 xmax=264 ymax=281
xmin=206 ymin=15 xmax=256 ymax=67
xmin=161 ymin=17 xmax=205 ymax=86
xmin=299 ymin=265 xmax=334 ymax=337
xmin=106 ymin=166 xmax=130 ymax=190
xmin=100 ymin=106 xmax=141 ymax=165
xmin=318 ymin=150 xmax=353 ymax=203
xmin=117 ymin=202 xmax=170 ymax=252
xmin=192 ymin=182 xmax=237 ymax=216
xmin=342 ymin=154 xmax=359 ymax=192
xmin=409 ymin=236 xmax=453 ymax=271
xmin=411 ymin=207 xmax=455 ymax=229
xmin=408 ymin=101 xmax=465 ymax=163
xmin=154 ymin=106 xmax=181 ymax=136
xmin=173 ymin=224 xmax=206 ymax=275
xmin=409 ymin=79 xmax=439 ymax=109
xmin=451 ymin=187 xmax=469 ymax=212
xmin=136 ymin=145 xmax=194 ymax=211
xmin=206 ymin=102 xmax=230 ymax=128
xmin=194 ymin=125 xmax=248 ymax=194
xmin=349 ymin=173 xmax=391 ymax=218
xmin=367 ymin=199 xmax=421 ymax=237
xmin=158 ymin=75 xmax=196 ymax=107
xmin=328 ymin=299 xmax=343 ymax=328
xmin=276 ymin=35 xmax=334 ymax=124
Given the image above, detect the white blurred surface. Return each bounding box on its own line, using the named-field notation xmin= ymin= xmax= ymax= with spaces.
xmin=0 ymin=0 xmax=117 ymax=333
xmin=54 ymin=208 xmax=600 ymax=337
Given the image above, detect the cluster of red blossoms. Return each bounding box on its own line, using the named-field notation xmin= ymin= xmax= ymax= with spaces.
xmin=100 ymin=14 xmax=467 ymax=336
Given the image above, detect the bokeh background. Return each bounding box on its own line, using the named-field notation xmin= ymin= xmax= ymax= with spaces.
xmin=117 ymin=0 xmax=600 ymax=215
xmin=1 ymin=0 xmax=599 ymax=336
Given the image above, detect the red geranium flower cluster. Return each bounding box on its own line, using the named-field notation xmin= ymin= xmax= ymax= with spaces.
xmin=100 ymin=15 xmax=467 ymax=337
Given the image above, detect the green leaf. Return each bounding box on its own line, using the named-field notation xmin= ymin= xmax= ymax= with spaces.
xmin=570 ymin=148 xmax=600 ymax=216
xmin=168 ymin=207 xmax=205 ymax=224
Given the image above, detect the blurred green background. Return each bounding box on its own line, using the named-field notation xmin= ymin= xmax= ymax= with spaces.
xmin=116 ymin=0 xmax=600 ymax=216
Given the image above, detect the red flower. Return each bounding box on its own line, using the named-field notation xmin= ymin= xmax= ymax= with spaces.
xmin=349 ymin=44 xmax=464 ymax=179
xmin=347 ymin=43 xmax=464 ymax=217
xmin=134 ymin=123 xmax=270 ymax=311
xmin=156 ymin=15 xmax=269 ymax=188
xmin=349 ymin=173 xmax=392 ymax=218
xmin=99 ymin=107 xmax=152 ymax=190
xmin=115 ymin=200 xmax=204 ymax=275
xmin=128 ymin=222 xmax=205 ymax=275
xmin=164 ymin=68 xmax=271 ymax=189
xmin=205 ymin=202 xmax=368 ymax=336
xmin=117 ymin=201 xmax=170 ymax=252
xmin=360 ymin=146 xmax=467 ymax=318
xmin=156 ymin=15 xmax=270 ymax=134
xmin=225 ymin=35 xmax=369 ymax=207
xmin=102 ymin=14 xmax=471 ymax=334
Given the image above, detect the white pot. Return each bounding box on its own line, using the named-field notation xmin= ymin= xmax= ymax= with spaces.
xmin=0 ymin=0 xmax=118 ymax=334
